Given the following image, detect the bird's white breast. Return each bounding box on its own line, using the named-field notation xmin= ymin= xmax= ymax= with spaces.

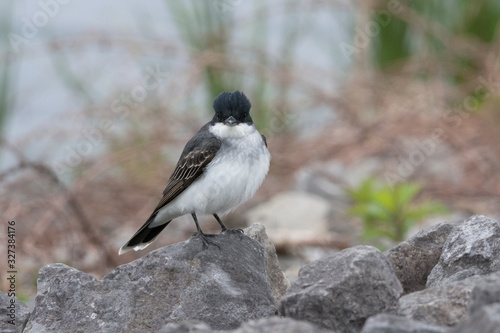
xmin=202 ymin=123 xmax=270 ymax=215
xmin=156 ymin=123 xmax=270 ymax=220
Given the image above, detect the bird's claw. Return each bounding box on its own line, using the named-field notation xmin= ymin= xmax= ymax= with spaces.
xmin=221 ymin=228 xmax=243 ymax=233
xmin=222 ymin=228 xmax=245 ymax=239
xmin=195 ymin=232 xmax=220 ymax=250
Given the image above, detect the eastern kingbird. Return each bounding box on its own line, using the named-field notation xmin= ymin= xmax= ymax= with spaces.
xmin=119 ymin=91 xmax=271 ymax=254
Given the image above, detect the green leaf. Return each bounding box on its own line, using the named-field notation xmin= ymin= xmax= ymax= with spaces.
xmin=395 ymin=183 xmax=421 ymax=208
xmin=346 ymin=178 xmax=377 ymax=202
xmin=373 ymin=187 xmax=396 ymax=212
xmin=346 ymin=176 xmax=448 ymax=244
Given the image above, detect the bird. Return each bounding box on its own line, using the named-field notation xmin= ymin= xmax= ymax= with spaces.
xmin=119 ymin=91 xmax=271 ymax=254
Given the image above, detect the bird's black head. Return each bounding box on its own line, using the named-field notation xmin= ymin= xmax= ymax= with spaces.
xmin=212 ymin=91 xmax=253 ymax=126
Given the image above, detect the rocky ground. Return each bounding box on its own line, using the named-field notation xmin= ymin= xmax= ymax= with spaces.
xmin=3 ymin=215 xmax=500 ymax=333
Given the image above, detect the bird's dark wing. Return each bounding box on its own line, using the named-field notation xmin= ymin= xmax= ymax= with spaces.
xmin=152 ymin=124 xmax=221 ymax=213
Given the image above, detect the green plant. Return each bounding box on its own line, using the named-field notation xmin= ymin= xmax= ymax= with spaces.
xmin=346 ymin=178 xmax=448 ymax=245
xmin=370 ymin=0 xmax=500 ymax=70
xmin=165 ymin=1 xmax=237 ymax=102
xmin=164 ymin=0 xmax=299 ymax=131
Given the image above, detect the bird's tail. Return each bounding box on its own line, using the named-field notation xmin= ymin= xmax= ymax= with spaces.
xmin=118 ymin=215 xmax=171 ymax=255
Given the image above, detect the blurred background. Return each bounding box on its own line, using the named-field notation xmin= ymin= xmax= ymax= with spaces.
xmin=1 ymin=0 xmax=500 ymax=301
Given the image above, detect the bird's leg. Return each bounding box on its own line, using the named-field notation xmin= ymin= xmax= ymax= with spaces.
xmin=192 ymin=213 xmax=219 ymax=249
xmin=213 ymin=214 xmax=228 ymax=232
xmin=214 ymin=214 xmax=243 ymax=235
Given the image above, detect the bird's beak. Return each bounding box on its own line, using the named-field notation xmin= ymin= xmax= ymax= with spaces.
xmin=224 ymin=116 xmax=239 ymax=126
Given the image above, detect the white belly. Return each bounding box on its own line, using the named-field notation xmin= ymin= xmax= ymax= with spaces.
xmin=156 ymin=126 xmax=270 ymax=221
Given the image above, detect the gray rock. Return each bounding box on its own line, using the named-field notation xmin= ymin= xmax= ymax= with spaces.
xmin=244 ymin=192 xmax=332 ymax=246
xmin=24 ymin=231 xmax=277 ymax=332
xmin=279 ymin=245 xmax=403 ymax=332
xmin=451 ymin=303 xmax=500 ymax=333
xmin=385 ymin=223 xmax=454 ymax=294
xmin=294 ymin=161 xmax=376 ymax=241
xmin=0 ymin=291 xmax=30 ymax=333
xmin=230 ymin=316 xmax=334 ymax=333
xmin=244 ymin=223 xmax=290 ymax=304
xmin=398 ymin=276 xmax=482 ymax=326
xmin=361 ymin=314 xmax=449 ymax=333
xmin=160 ymin=317 xmax=334 ymax=333
xmin=427 ymin=215 xmax=500 ymax=287
xmin=159 ymin=321 xmax=213 ymax=333
xmin=294 ymin=159 xmax=383 ymax=200
xmin=467 ymin=271 xmax=500 ymax=314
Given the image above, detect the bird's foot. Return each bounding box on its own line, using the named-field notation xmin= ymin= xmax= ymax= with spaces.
xmin=224 ymin=228 xmax=243 ymax=233
xmin=194 ymin=232 xmax=220 ymax=249
xmin=222 ymin=228 xmax=245 ymax=239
